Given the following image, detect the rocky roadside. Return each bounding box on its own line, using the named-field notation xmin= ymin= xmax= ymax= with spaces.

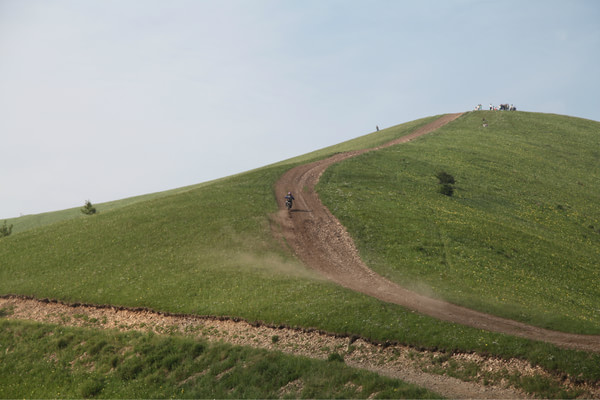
xmin=3 ymin=296 xmax=598 ymax=399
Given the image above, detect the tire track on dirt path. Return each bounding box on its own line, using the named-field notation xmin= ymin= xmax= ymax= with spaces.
xmin=272 ymin=113 xmax=600 ymax=353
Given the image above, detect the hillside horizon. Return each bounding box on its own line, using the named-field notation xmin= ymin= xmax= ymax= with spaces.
xmin=4 ymin=110 xmax=597 ymax=228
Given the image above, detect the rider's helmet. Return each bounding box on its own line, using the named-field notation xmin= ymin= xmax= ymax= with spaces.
xmin=288 ymin=192 xmax=291 ymax=195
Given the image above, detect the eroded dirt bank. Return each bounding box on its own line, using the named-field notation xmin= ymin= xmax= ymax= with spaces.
xmin=272 ymin=113 xmax=600 ymax=353
xmin=6 ymin=295 xmax=597 ymax=399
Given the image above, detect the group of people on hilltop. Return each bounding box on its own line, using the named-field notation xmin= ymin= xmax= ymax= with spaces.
xmin=474 ymin=103 xmax=517 ymax=111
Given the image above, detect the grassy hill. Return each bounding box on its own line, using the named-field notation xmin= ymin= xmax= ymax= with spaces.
xmin=0 ymin=116 xmax=439 ymax=317
xmin=1 ymin=111 xmax=600 ymax=397
xmin=318 ymin=111 xmax=600 ymax=335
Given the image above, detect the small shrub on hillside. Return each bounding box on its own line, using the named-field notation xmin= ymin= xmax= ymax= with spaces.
xmin=1 ymin=220 xmax=13 ymax=238
xmin=436 ymin=171 xmax=455 ymax=185
xmin=81 ymin=200 xmax=97 ymax=215
xmin=327 ymin=352 xmax=345 ymax=363
xmin=436 ymin=171 xmax=456 ymax=196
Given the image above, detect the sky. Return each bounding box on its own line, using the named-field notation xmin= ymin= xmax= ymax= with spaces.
xmin=1 ymin=0 xmax=599 ymax=219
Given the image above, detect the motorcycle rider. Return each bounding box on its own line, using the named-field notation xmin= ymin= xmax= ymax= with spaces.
xmin=284 ymin=192 xmax=295 ymax=209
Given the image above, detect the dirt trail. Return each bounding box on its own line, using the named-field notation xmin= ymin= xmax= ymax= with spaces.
xmin=272 ymin=113 xmax=600 ymax=353
xmin=4 ymin=295 xmax=582 ymax=399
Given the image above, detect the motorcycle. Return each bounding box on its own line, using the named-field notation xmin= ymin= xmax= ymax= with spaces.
xmin=285 ymin=198 xmax=293 ymax=210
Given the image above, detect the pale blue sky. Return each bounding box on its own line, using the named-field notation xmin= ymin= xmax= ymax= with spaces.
xmin=1 ymin=0 xmax=599 ymax=218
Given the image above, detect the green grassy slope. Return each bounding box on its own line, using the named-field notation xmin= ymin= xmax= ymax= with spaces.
xmin=0 ymin=116 xmax=446 ymax=324
xmin=2 ymin=112 xmax=600 ymax=388
xmin=318 ymin=111 xmax=600 ymax=334
xmin=4 ymin=180 xmax=218 ymax=235
xmin=0 ymin=319 xmax=438 ymax=399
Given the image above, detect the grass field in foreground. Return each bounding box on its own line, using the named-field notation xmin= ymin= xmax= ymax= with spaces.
xmin=1 ymin=113 xmax=600 ymax=390
xmin=0 ymin=319 xmax=439 ymax=399
xmin=318 ymin=111 xmax=600 ymax=334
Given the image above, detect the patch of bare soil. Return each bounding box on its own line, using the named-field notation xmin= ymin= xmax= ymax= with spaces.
xmin=5 ymin=295 xmax=599 ymax=399
xmin=272 ymin=113 xmax=600 ymax=354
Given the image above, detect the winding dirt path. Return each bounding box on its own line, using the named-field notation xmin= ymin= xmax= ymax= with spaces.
xmin=272 ymin=113 xmax=600 ymax=353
